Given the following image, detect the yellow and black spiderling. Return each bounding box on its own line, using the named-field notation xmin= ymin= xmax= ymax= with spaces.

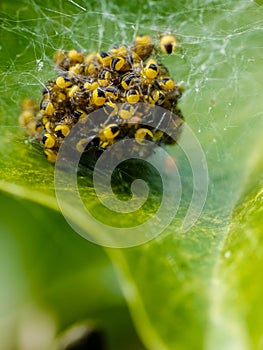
xmin=143 ymin=60 xmax=159 ymax=79
xmin=160 ymin=33 xmax=177 ymax=54
xmin=101 ymin=124 xmax=120 ymax=141
xmin=103 ymin=102 xmax=118 ymax=116
xmin=92 ymin=87 xmax=106 ymax=106
xmin=126 ymin=89 xmax=140 ymax=104
xmin=135 ymin=128 xmax=153 ymax=145
xmin=20 ymin=31 xmax=184 ymax=166
xmin=121 ymin=73 xmax=137 ymax=90
xmin=111 ymin=57 xmax=126 ymax=72
xmin=54 ymin=124 xmax=70 ymax=138
xmin=119 ymin=103 xmax=134 ymax=120
xmin=157 ymin=77 xmax=175 ymax=91
xmin=105 ymin=86 xmax=118 ymax=101
xmin=97 ymin=51 xmax=112 ymax=67
xmin=42 ymin=133 xmax=56 ymax=148
xmin=132 ymin=34 xmax=154 ymax=60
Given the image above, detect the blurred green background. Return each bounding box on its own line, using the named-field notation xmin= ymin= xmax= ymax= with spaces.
xmin=0 ymin=193 xmax=146 ymax=349
xmin=0 ymin=1 xmax=263 ymax=349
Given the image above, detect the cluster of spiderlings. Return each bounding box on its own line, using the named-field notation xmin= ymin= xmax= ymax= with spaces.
xmin=19 ymin=33 xmax=184 ymax=164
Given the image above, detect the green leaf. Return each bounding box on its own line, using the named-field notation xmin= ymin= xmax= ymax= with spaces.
xmin=0 ymin=192 xmax=146 ymax=350
xmin=206 ymin=145 xmax=263 ymax=350
xmin=0 ymin=1 xmax=263 ymax=350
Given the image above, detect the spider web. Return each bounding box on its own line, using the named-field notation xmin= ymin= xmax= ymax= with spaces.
xmin=0 ymin=0 xmax=263 ymax=349
xmin=0 ymin=0 xmax=262 ymax=210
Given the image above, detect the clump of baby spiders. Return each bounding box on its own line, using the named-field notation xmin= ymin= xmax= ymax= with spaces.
xmin=19 ymin=33 xmax=184 ymax=164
